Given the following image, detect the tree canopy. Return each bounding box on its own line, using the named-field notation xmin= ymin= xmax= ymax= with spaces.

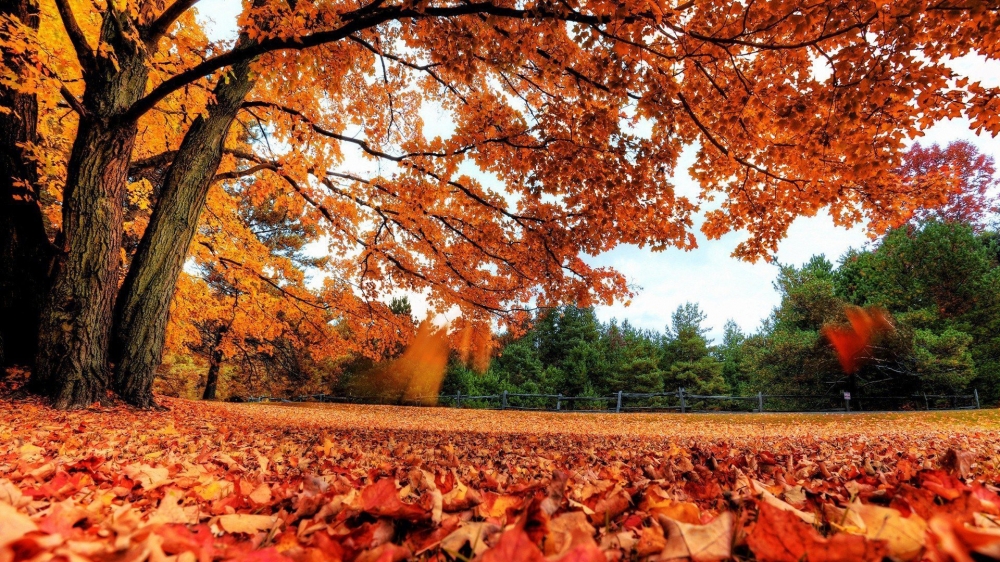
xmin=0 ymin=0 xmax=998 ymax=408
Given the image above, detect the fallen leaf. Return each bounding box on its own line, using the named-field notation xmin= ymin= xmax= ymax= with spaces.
xmin=217 ymin=513 xmax=277 ymax=534
xmin=123 ymin=464 xmax=171 ymax=490
xmin=361 ymin=479 xmax=430 ymax=521
xmin=659 ymin=511 xmax=734 ymax=562
xmin=248 ymin=482 xmax=272 ymax=505
xmin=149 ymin=488 xmax=195 ymax=525
xmin=635 ymin=524 xmax=667 ymax=557
xmin=477 ymin=522 xmax=545 ymax=562
xmin=843 ymin=501 xmax=927 ymax=561
xmin=545 ymin=511 xmax=598 ymax=557
xmin=642 ymin=491 xmax=701 ymax=524
xmin=590 ymin=485 xmax=630 ymax=526
xmin=0 ymin=500 xmax=37 ymax=547
xmin=942 ymin=449 xmax=975 ymax=479
xmin=748 ymin=502 xmax=888 ymax=562
xmin=440 ymin=522 xmax=501 ymax=557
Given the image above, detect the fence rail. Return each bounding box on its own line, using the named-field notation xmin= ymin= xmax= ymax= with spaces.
xmin=242 ymin=387 xmax=982 ymax=413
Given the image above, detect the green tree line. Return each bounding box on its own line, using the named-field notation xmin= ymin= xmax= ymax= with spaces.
xmin=440 ymin=220 xmax=1000 ymax=405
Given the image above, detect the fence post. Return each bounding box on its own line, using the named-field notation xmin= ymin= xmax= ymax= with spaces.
xmin=556 ymin=394 xmax=562 ymax=411
xmin=679 ymin=387 xmax=686 ymax=413
xmin=616 ymin=391 xmax=622 ymax=413
xmin=923 ymin=393 xmax=929 ymax=410
xmin=844 ymin=392 xmax=851 ymax=412
xmin=456 ymin=391 xmax=462 ymax=409
xmin=502 ymin=390 xmax=508 ymax=410
xmin=975 ymin=389 xmax=981 ymax=409
xmin=757 ymin=392 xmax=763 ymax=413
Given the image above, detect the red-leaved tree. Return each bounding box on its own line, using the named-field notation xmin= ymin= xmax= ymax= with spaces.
xmin=900 ymin=140 xmax=999 ymax=231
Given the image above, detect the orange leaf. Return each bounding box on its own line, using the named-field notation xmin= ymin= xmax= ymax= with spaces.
xmin=361 ymin=479 xmax=430 ymax=521
xmin=822 ymin=306 xmax=894 ymax=373
xmin=748 ymin=502 xmax=888 ymax=562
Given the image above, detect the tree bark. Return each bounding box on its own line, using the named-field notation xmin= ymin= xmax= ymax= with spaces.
xmin=0 ymin=0 xmax=54 ymax=368
xmin=111 ymin=56 xmax=256 ymax=407
xmin=32 ymin=8 xmax=149 ymax=408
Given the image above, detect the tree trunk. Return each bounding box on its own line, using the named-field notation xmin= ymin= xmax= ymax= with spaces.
xmin=202 ymin=356 xmax=221 ymax=401
xmin=31 ymin=9 xmax=149 ymax=408
xmin=202 ymin=326 xmax=227 ymax=400
xmin=111 ymin=57 xmax=256 ymax=407
xmin=0 ymin=0 xmax=53 ymax=368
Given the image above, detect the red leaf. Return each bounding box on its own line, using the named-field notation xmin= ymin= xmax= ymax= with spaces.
xmin=748 ymin=502 xmax=888 ymax=562
xmin=476 ymin=524 xmax=545 ymax=562
xmin=822 ymin=306 xmax=893 ymax=373
xmin=361 ymin=479 xmax=430 ymax=521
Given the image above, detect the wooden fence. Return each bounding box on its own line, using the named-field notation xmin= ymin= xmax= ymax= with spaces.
xmin=244 ymin=387 xmax=981 ymax=413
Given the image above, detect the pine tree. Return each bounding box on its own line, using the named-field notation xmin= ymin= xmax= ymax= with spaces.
xmin=662 ymin=303 xmax=728 ymax=395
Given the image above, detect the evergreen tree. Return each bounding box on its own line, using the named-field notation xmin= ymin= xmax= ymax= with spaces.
xmin=492 ymin=336 xmax=544 ymax=390
xmin=835 ymin=221 xmax=1000 ymax=398
xmin=532 ymin=306 xmax=602 ymax=395
xmin=601 ymin=321 xmax=664 ymax=393
xmin=716 ymin=320 xmax=747 ymax=393
xmin=662 ymin=303 xmax=727 ymax=395
xmin=741 ymin=257 xmax=846 ymax=396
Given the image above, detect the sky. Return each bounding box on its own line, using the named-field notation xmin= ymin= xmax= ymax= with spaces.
xmin=194 ymin=1 xmax=1000 ymax=342
xmin=590 ymin=117 xmax=1000 ymax=341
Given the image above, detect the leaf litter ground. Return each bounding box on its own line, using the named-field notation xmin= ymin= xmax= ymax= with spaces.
xmin=2 ymin=397 xmax=1000 ymax=561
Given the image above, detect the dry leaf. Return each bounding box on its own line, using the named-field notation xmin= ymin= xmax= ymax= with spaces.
xmin=216 ymin=513 xmax=276 ymax=534
xmin=659 ymin=511 xmax=734 ymax=562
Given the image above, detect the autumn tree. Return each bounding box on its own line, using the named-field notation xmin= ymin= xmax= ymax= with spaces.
xmin=899 ymin=140 xmax=999 ymax=231
xmin=160 ymin=166 xmax=405 ymax=401
xmin=2 ymin=0 xmax=999 ymax=408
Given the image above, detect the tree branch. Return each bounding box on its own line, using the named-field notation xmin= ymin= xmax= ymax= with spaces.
xmin=60 ymin=86 xmax=88 ymax=117
xmin=124 ymin=2 xmax=636 ymax=122
xmin=660 ymin=11 xmax=878 ymax=51
xmin=142 ymin=0 xmax=202 ymax=47
xmin=199 ymin=242 xmax=332 ymax=311
xmin=53 ymin=0 xmax=96 ymax=74
xmin=348 ymin=34 xmax=468 ymax=104
xmin=129 ymin=147 xmax=257 ymax=176
xmin=676 ymin=91 xmax=805 ymax=186
xmin=212 ymin=163 xmax=277 ymax=183
xmin=241 ymin=100 xmax=545 ymax=224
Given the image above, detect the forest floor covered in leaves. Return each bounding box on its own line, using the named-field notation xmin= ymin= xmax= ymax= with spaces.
xmin=2 ymin=397 xmax=1000 ymax=562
